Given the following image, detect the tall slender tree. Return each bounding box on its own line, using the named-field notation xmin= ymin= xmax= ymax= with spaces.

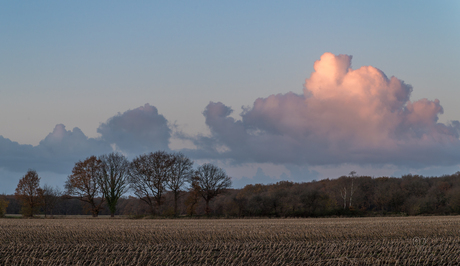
xmin=348 ymin=171 xmax=357 ymax=209
xmin=15 ymin=170 xmax=42 ymax=217
xmin=98 ymin=152 xmax=130 ymax=217
xmin=65 ymin=156 xmax=104 ymax=217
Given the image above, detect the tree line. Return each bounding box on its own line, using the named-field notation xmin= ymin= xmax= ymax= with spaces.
xmin=3 ymin=151 xmax=231 ymax=217
xmin=3 ymin=156 xmax=460 ymax=218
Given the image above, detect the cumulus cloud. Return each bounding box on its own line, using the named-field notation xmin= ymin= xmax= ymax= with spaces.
xmin=0 ymin=124 xmax=112 ymax=173
xmin=0 ymin=124 xmax=110 ymax=173
xmin=35 ymin=124 xmax=113 ymax=172
xmin=97 ymin=103 xmax=171 ymax=154
xmin=189 ymin=53 xmax=460 ymax=167
xmin=39 ymin=124 xmax=110 ymax=157
xmin=0 ymin=104 xmax=171 ymax=174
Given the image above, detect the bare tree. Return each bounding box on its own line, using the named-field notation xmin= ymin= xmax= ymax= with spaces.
xmin=128 ymin=151 xmax=174 ymax=215
xmin=348 ymin=171 xmax=357 ymax=209
xmin=98 ymin=153 xmax=130 ymax=217
xmin=40 ymin=184 xmax=61 ymax=218
xmin=167 ymin=152 xmax=193 ymax=216
xmin=185 ymin=176 xmax=201 ymax=216
xmin=65 ymin=156 xmax=104 ymax=217
xmin=336 ymin=176 xmax=348 ymax=210
xmin=194 ymin=163 xmax=232 ymax=215
xmin=337 ymin=173 xmax=358 ymax=210
xmin=15 ymin=170 xmax=42 ymax=217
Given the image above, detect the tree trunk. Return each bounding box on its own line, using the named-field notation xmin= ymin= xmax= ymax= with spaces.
xmin=205 ymin=200 xmax=210 ymax=216
xmin=349 ymin=179 xmax=354 ymax=209
xmin=91 ymin=205 xmax=99 ymax=217
xmin=340 ymin=187 xmax=347 ymax=209
xmin=109 ymin=203 xmax=116 ymax=218
xmin=174 ymin=192 xmax=178 ymax=217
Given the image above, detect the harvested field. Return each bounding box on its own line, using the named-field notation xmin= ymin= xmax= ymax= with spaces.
xmin=1 ymin=216 xmax=460 ymax=265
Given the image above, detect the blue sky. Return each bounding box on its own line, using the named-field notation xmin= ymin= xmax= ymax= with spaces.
xmin=1 ymin=1 xmax=460 ymax=193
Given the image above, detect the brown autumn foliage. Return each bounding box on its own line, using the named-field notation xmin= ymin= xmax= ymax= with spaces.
xmin=6 ymin=149 xmax=460 ymax=218
xmin=0 ymin=195 xmax=9 ymax=217
xmin=14 ymin=170 xmax=42 ymax=217
xmin=65 ymin=156 xmax=104 ymax=217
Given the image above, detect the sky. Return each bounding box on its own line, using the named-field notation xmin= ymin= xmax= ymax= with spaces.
xmin=1 ymin=1 xmax=460 ymax=194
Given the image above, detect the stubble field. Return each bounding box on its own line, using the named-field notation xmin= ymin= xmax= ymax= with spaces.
xmin=1 ymin=216 xmax=460 ymax=265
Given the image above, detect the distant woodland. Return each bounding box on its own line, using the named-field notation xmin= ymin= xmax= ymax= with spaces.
xmin=2 ymin=151 xmax=460 ymax=218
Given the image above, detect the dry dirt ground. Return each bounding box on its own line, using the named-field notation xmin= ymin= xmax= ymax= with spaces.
xmin=1 ymin=216 xmax=460 ymax=265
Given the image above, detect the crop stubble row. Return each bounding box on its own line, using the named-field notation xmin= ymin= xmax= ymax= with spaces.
xmin=1 ymin=217 xmax=460 ymax=265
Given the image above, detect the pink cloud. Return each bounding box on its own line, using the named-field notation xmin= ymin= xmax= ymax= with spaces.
xmin=191 ymin=53 xmax=460 ymax=167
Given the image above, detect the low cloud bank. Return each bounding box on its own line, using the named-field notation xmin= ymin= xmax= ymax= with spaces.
xmin=0 ymin=104 xmax=170 ymax=174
